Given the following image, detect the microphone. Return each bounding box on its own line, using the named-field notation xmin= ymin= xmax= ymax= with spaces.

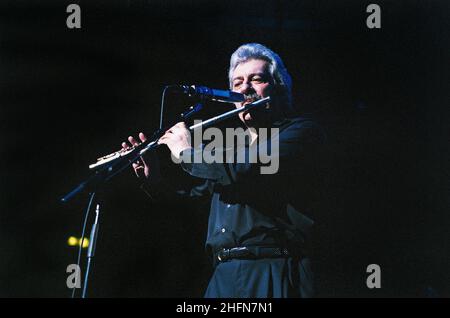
xmin=177 ymin=85 xmax=245 ymax=103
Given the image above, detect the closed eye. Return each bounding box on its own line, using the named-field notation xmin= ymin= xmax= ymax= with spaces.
xmin=251 ymin=74 xmax=268 ymax=83
xmin=233 ymin=81 xmax=243 ymax=89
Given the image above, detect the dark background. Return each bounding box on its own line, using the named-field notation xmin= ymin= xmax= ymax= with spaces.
xmin=0 ymin=0 xmax=449 ymax=297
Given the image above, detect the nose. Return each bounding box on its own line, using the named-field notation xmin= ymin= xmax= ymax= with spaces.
xmin=238 ymin=81 xmax=255 ymax=95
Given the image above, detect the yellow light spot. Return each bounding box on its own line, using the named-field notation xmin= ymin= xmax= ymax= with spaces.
xmin=67 ymin=236 xmax=89 ymax=248
xmin=80 ymin=238 xmax=89 ymax=249
xmin=67 ymin=236 xmax=78 ymax=246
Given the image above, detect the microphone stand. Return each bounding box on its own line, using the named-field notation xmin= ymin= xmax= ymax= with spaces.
xmin=82 ymin=203 xmax=100 ymax=298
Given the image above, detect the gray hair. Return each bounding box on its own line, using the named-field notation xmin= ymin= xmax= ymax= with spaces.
xmin=228 ymin=43 xmax=293 ymax=113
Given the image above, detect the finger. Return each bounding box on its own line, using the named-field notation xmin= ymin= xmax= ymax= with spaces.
xmin=171 ymin=124 xmax=188 ymax=134
xmin=167 ymin=122 xmax=183 ymax=132
xmin=133 ymin=164 xmax=144 ymax=178
xmin=172 ymin=124 xmax=187 ymax=134
xmin=139 ymin=155 xmax=148 ymax=167
xmin=128 ymin=136 xmax=140 ymax=147
xmin=132 ymin=162 xmax=144 ymax=169
xmin=122 ymin=142 xmax=130 ymax=150
xmin=132 ymin=160 xmax=144 ymax=169
xmin=139 ymin=132 xmax=147 ymax=143
xmin=171 ymin=123 xmax=183 ymax=132
xmin=159 ymin=131 xmax=173 ymax=140
xmin=157 ymin=135 xmax=169 ymax=145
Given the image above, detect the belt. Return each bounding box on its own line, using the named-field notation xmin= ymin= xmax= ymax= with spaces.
xmin=214 ymin=246 xmax=290 ymax=264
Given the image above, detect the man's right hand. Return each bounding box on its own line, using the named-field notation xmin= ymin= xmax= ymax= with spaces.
xmin=122 ymin=132 xmax=150 ymax=178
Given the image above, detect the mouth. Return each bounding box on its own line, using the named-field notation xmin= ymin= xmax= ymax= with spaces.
xmin=242 ymin=93 xmax=261 ymax=106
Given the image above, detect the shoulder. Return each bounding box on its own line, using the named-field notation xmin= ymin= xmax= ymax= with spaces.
xmin=275 ymin=116 xmax=327 ymax=144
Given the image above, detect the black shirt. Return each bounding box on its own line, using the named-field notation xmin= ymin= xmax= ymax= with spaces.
xmin=177 ymin=117 xmax=326 ymax=257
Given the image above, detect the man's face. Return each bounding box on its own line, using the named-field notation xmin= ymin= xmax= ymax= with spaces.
xmin=231 ymin=59 xmax=274 ymax=126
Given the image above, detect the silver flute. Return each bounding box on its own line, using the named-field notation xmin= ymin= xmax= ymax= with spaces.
xmin=88 ymin=96 xmax=271 ymax=170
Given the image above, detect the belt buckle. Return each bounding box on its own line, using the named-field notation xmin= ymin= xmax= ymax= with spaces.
xmin=217 ymin=247 xmax=250 ymax=262
xmin=217 ymin=248 xmax=229 ymax=262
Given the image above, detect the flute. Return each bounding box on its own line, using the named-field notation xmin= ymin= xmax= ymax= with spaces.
xmin=88 ymin=96 xmax=271 ymax=170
